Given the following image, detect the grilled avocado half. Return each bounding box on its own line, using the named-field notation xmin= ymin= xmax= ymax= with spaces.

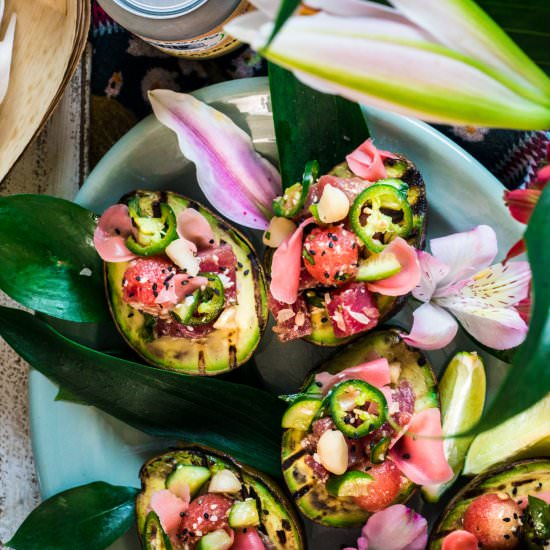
xmin=105 ymin=190 xmax=268 ymax=376
xmin=429 ymin=458 xmax=550 ymax=549
xmin=136 ymin=447 xmax=305 ymax=550
xmin=281 ymin=329 xmax=439 ymax=527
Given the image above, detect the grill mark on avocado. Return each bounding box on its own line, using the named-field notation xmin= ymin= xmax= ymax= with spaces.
xmin=276 ymin=530 xmax=287 ymax=544
xmin=282 ymin=449 xmax=308 ymax=471
xmin=292 ymin=484 xmax=313 ymax=500
xmin=228 ymin=344 xmax=238 ymax=370
xmin=512 ymin=478 xmax=536 ymax=487
xmin=198 ymin=351 xmax=206 ymax=375
xmin=187 ymin=200 xmax=200 ymax=211
xmin=281 ymin=519 xmax=291 ymax=531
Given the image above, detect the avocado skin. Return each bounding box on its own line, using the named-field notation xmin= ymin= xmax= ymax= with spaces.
xmin=136 ymin=446 xmax=305 ymax=550
xmin=281 ymin=329 xmax=439 ymax=527
xmin=429 ymin=458 xmax=550 ymax=549
xmin=105 ymin=190 xmax=268 ymax=376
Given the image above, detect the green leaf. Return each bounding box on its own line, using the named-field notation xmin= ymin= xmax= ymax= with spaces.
xmin=268 ymin=63 xmax=369 ymax=188
xmin=526 ymin=495 xmax=550 ymax=540
xmin=267 ymin=0 xmax=300 ymax=46
xmin=477 ymin=184 xmax=550 ymax=432
xmin=0 ymin=195 xmax=108 ymax=323
xmin=478 ymin=0 xmax=550 ymax=74
xmin=0 ymin=306 xmax=285 ymax=477
xmin=6 ymin=482 xmax=137 ymax=550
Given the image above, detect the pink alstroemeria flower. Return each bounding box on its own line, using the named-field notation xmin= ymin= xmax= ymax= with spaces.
xmin=344 ymin=505 xmax=428 ymax=550
xmin=403 ymin=225 xmax=531 ymax=351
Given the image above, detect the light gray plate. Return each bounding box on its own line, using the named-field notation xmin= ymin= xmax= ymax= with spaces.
xmin=30 ymin=77 xmax=522 ymax=549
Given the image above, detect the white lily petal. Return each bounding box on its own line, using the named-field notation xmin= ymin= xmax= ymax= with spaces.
xmin=0 ymin=11 xmax=16 ymax=104
xmin=401 ymin=302 xmax=458 ymax=350
xmin=430 ymin=225 xmax=497 ymax=290
xmin=442 ymin=261 xmax=531 ymax=309
xmin=225 ymin=10 xmax=273 ymax=51
xmin=441 ymin=300 xmax=528 ymax=351
xmin=149 ymin=89 xmax=281 ymax=230
xmin=0 ymin=0 xmax=4 ymax=23
xmin=251 ymin=13 xmax=550 ymax=129
xmin=412 ymin=250 xmax=450 ymax=303
xmin=307 ymin=0 xmax=410 ymax=23
xmin=249 ymin=0 xmax=282 ymax=18
xmin=389 ymin=0 xmax=550 ymax=105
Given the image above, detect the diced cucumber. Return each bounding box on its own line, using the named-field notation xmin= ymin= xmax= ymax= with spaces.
xmin=356 ymin=252 xmax=402 ymax=282
xmin=143 ymin=511 xmax=173 ymax=550
xmin=228 ymin=498 xmax=260 ymax=528
xmin=282 ymin=397 xmax=322 ymax=430
xmin=326 ymin=471 xmax=373 ymax=497
xmin=196 ymin=529 xmax=233 ymax=550
xmin=166 ymin=465 xmax=211 ymax=497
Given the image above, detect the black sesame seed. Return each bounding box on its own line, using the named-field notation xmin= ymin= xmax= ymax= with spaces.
xmin=402 ymin=453 xmax=411 ymax=460
xmin=512 ymin=487 xmax=518 ymax=496
xmin=243 ymin=269 xmax=250 ymax=276
xmin=503 ymin=517 xmax=511 ymax=522
xmin=329 ymin=242 xmax=334 ymax=248
xmin=321 ymin=251 xmax=326 ymax=256
xmin=315 ymin=381 xmax=323 ymax=387
xmin=321 ymin=317 xmax=328 ymax=323
xmin=237 ymin=261 xmax=243 ymax=269
xmin=310 ymin=249 xmax=316 ymax=255
xmin=204 ymin=513 xmax=209 ymax=519
xmin=324 ymin=272 xmax=330 ymax=278
xmin=152 ymin=283 xmax=157 ymax=291
xmin=513 ymin=513 xmax=518 ymax=519
xmin=115 ymin=228 xmax=121 ymax=235
xmin=135 ymin=276 xmax=141 ymax=282
xmin=209 ymin=239 xmax=215 ymax=244
xmin=504 ymin=535 xmax=510 ymax=540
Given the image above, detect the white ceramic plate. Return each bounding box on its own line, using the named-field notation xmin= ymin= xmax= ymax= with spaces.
xmin=30 ymin=77 xmax=522 ymax=549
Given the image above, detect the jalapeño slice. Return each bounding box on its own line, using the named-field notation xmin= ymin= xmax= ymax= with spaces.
xmin=186 ymin=273 xmax=225 ymax=326
xmin=272 ymin=160 xmax=319 ymax=218
xmin=349 ymin=183 xmax=412 ymax=252
xmin=126 ymin=197 xmax=177 ymax=256
xmin=143 ymin=511 xmax=173 ymax=550
xmin=329 ymin=379 xmax=387 ymax=439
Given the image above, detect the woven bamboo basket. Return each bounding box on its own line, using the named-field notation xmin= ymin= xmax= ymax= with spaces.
xmin=0 ymin=0 xmax=90 ymax=182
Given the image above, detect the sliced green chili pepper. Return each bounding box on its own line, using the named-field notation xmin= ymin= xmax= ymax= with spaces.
xmin=126 ymin=197 xmax=178 ymax=256
xmin=370 ymin=436 xmax=391 ymax=464
xmin=329 ymin=379 xmax=387 ymax=439
xmin=272 ymin=160 xmax=319 ymax=217
xmin=172 ymin=289 xmax=201 ymax=324
xmin=186 ymin=273 xmax=225 ymax=326
xmin=143 ymin=511 xmax=173 ymax=550
xmin=349 ymin=183 xmax=413 ymax=252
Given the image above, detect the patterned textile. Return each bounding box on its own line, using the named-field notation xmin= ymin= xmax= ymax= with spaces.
xmin=89 ymin=1 xmax=549 ymax=189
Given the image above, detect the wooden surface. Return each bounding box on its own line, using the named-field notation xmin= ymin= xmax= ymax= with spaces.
xmin=0 ymin=0 xmax=89 ymax=182
xmin=0 ymin=49 xmax=90 ymax=544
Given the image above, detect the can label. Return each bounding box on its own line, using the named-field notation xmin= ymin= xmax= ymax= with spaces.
xmin=137 ymin=0 xmax=252 ymax=59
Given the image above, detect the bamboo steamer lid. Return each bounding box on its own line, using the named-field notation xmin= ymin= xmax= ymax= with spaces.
xmin=0 ymin=0 xmax=90 ymax=183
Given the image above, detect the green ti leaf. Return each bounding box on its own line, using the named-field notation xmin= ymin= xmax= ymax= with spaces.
xmin=267 ymin=0 xmax=301 ymax=46
xmin=269 ymin=63 xmax=369 ymax=188
xmin=477 ymin=184 xmax=550 ymax=432
xmin=0 ymin=195 xmax=108 ymax=323
xmin=0 ymin=306 xmax=285 ymax=478
xmin=6 ymin=482 xmax=137 ymax=550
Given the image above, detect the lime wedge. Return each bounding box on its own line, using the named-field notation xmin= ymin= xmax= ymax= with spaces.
xmin=422 ymin=351 xmax=486 ymax=502
xmin=464 ymin=394 xmax=550 ymax=475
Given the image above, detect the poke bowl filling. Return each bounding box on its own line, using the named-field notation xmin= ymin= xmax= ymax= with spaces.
xmin=281 ymin=329 xmax=452 ymax=528
xmin=136 ymin=447 xmax=305 ymax=550
xmin=264 ymin=139 xmax=427 ymax=345
xmin=430 ymin=459 xmax=550 ymax=550
xmin=94 ymin=190 xmax=268 ymax=375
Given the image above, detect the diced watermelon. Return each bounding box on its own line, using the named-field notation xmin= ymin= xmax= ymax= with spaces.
xmin=463 ymin=494 xmax=522 ymax=550
xmin=198 ymin=244 xmax=238 ymax=304
xmin=353 ymin=460 xmax=405 ymax=513
xmin=325 ymin=283 xmax=380 ymax=338
xmin=441 ymin=530 xmax=479 ymax=550
xmin=269 ymin=292 xmax=312 ymax=342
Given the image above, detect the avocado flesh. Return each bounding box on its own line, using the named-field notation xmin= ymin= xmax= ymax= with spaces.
xmin=136 ymin=447 xmax=304 ymax=550
xmin=429 ymin=459 xmax=550 ymax=549
xmin=106 ymin=191 xmax=268 ymax=376
xmin=298 ymin=155 xmax=427 ymax=346
xmin=282 ymin=329 xmax=439 ymax=527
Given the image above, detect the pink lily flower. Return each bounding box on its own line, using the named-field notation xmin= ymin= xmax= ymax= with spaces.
xmin=344 ymin=505 xmax=428 ymax=550
xmin=403 ymin=225 xmax=531 ymax=351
